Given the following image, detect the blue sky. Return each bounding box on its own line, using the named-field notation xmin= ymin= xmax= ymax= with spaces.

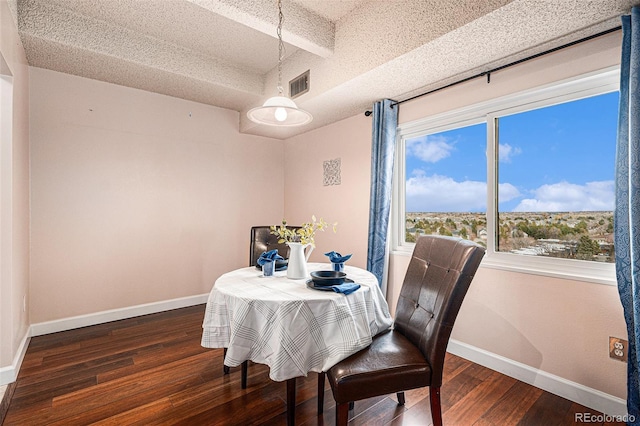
xmin=405 ymin=91 xmax=619 ymax=213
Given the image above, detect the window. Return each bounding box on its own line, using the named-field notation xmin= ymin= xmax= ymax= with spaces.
xmin=494 ymin=94 xmax=618 ymax=263
xmin=392 ymin=68 xmax=619 ymax=284
xmin=403 ymin=122 xmax=487 ymax=244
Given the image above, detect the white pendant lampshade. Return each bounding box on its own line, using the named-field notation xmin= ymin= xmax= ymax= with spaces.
xmin=247 ymin=0 xmax=312 ymax=127
xmin=247 ymin=95 xmax=312 ymax=126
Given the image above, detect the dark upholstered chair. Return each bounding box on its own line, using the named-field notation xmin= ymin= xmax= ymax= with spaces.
xmin=223 ymin=225 xmax=302 ymax=387
xmin=249 ymin=225 xmax=300 ymax=266
xmin=320 ymin=235 xmax=485 ymax=425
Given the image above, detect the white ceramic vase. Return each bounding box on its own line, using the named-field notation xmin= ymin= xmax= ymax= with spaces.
xmin=286 ymin=242 xmax=313 ymax=279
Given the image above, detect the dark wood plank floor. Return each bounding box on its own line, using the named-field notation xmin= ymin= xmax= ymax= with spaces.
xmin=2 ymin=305 xmax=623 ymax=425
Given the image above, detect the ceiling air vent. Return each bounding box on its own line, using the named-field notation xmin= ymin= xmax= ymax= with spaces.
xmin=289 ymin=70 xmax=310 ymax=99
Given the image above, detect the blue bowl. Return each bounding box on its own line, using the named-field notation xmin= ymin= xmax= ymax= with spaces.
xmin=310 ymin=270 xmax=347 ymax=286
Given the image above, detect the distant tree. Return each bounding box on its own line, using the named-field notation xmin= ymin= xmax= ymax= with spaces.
xmin=575 ymin=220 xmax=588 ymax=233
xmin=557 ymin=223 xmax=576 ymax=236
xmin=518 ymin=222 xmax=546 ymax=239
xmin=499 ymin=224 xmax=510 ymax=243
xmin=460 ymin=228 xmax=468 ymax=239
xmin=445 ymin=218 xmax=457 ymax=230
xmin=576 ymin=235 xmax=600 ymax=260
xmin=439 ymin=226 xmax=452 ymax=236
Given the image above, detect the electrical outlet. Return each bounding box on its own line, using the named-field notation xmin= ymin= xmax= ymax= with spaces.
xmin=609 ymin=337 xmax=628 ymax=362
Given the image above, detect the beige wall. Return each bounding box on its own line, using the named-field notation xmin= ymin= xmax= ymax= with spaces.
xmin=0 ymin=0 xmax=30 ymax=372
xmin=284 ymin=114 xmax=372 ymax=267
xmin=29 ymin=68 xmax=285 ymax=323
xmin=285 ymin=31 xmax=627 ymax=400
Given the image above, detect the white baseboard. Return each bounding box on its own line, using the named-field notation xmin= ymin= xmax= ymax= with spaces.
xmin=30 ymin=294 xmax=209 ymax=336
xmin=0 ymin=331 xmax=30 ymax=386
xmin=447 ymin=339 xmax=628 ymax=417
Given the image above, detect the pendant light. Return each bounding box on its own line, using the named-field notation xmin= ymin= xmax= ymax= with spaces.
xmin=247 ymin=0 xmax=312 ymax=127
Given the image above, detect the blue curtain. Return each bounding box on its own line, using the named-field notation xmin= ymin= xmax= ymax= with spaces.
xmin=367 ymin=99 xmax=399 ymax=287
xmin=616 ymin=7 xmax=640 ymax=424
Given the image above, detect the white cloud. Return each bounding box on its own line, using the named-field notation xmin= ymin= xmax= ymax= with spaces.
xmin=498 ymin=182 xmax=521 ymax=202
xmin=406 ymin=174 xmax=487 ymax=212
xmin=406 ymin=173 xmax=522 ymax=212
xmin=499 ymin=143 xmax=522 ymax=163
xmin=406 ymin=135 xmax=454 ymax=163
xmin=512 ymin=180 xmax=614 ymax=212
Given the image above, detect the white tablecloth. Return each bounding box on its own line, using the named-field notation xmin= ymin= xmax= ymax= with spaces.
xmin=201 ymin=263 xmax=393 ymax=382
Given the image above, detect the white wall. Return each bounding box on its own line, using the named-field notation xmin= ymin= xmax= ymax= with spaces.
xmin=29 ymin=68 xmax=285 ymax=323
xmin=0 ymin=0 xmax=30 ymax=383
xmin=284 ymin=31 xmax=628 ymax=409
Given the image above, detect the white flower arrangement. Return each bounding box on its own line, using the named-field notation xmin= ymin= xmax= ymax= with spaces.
xmin=270 ymin=215 xmax=337 ymax=247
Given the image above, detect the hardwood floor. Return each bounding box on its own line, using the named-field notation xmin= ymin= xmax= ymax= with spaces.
xmin=3 ymin=305 xmax=623 ymax=425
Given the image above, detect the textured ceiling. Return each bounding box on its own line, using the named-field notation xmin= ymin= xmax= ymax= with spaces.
xmin=10 ymin=0 xmax=639 ymax=139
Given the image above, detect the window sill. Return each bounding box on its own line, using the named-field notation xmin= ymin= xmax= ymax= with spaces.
xmin=480 ymin=257 xmax=616 ymax=286
xmin=391 ymin=246 xmax=616 ymax=287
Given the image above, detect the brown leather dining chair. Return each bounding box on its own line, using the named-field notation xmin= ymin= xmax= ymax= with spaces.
xmin=318 ymin=235 xmax=485 ymax=425
xmin=249 ymin=225 xmax=300 ymax=266
xmin=223 ymin=225 xmax=302 ymax=388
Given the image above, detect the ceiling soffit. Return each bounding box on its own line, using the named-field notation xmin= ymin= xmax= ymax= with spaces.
xmin=12 ymin=0 xmax=639 ymax=139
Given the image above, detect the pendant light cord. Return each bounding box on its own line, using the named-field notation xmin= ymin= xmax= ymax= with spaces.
xmin=246 ymin=0 xmax=312 ymax=126
xmin=277 ymin=0 xmax=285 ymax=96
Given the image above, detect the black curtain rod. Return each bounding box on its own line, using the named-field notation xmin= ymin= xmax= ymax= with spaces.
xmin=365 ymin=25 xmax=621 ymax=115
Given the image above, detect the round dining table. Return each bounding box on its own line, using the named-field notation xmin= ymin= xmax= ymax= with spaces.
xmin=201 ymin=262 xmax=393 ymax=425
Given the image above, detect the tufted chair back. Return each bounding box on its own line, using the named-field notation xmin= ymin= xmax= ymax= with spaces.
xmin=393 ymin=235 xmax=485 ymax=388
xmin=249 ymin=226 xmax=301 ymax=266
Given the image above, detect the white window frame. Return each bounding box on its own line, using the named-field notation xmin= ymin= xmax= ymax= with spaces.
xmin=392 ymin=67 xmax=620 ymax=286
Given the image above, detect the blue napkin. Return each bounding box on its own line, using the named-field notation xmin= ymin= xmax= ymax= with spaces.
xmin=324 ymin=251 xmax=352 ymax=263
xmin=257 ymin=249 xmax=284 ymax=266
xmin=330 ymin=282 xmax=360 ymax=295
